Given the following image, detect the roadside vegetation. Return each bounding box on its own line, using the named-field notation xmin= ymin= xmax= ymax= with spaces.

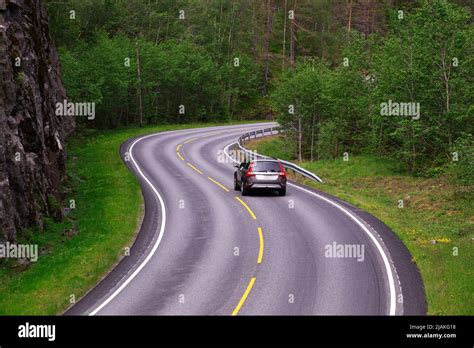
xmin=270 ymin=1 xmax=473 ymax=180
xmin=258 ymin=1 xmax=473 ymax=315
xmin=248 ymin=135 xmax=474 ymax=315
xmin=0 ymin=122 xmax=256 ymax=315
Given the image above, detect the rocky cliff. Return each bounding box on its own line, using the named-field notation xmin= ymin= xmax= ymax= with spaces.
xmin=0 ymin=0 xmax=75 ymax=242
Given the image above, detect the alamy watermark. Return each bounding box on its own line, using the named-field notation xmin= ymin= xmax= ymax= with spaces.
xmin=217 ymin=149 xmax=260 ymax=164
xmin=324 ymin=242 xmax=365 ymax=262
xmin=380 ymin=99 xmax=420 ymax=120
xmin=18 ymin=322 xmax=55 ymax=342
xmin=0 ymin=242 xmax=38 ymax=262
xmin=55 ymin=100 xmax=95 ymax=120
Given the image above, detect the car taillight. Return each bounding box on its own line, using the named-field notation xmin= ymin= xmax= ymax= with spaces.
xmin=246 ymin=163 xmax=255 ymax=177
xmin=278 ymin=163 xmax=287 ymax=177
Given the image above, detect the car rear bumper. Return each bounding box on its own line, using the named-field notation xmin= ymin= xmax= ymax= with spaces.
xmin=246 ymin=180 xmax=286 ymax=190
xmin=250 ymin=183 xmax=284 ymax=189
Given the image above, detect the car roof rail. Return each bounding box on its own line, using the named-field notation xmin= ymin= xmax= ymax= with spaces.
xmin=252 ymin=158 xmax=279 ymax=162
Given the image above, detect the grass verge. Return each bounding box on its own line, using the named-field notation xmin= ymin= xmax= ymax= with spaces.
xmin=248 ymin=136 xmax=474 ymax=315
xmin=0 ymin=121 xmax=264 ymax=315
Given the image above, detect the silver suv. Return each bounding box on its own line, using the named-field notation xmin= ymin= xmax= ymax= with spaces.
xmin=234 ymin=159 xmax=287 ymax=196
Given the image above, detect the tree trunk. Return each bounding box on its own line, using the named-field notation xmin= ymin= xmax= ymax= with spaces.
xmin=310 ymin=114 xmax=315 ymax=162
xmin=411 ymin=127 xmax=416 ymax=173
xmin=289 ymin=0 xmax=297 ymax=69
xmin=282 ymin=0 xmax=287 ymax=72
xmin=298 ymin=117 xmax=302 ymax=161
xmin=347 ymin=0 xmax=353 ymax=32
xmin=440 ymin=47 xmax=452 ymax=147
xmin=263 ymin=0 xmax=274 ymax=95
xmin=135 ymin=41 xmax=143 ymax=127
xmin=251 ymin=1 xmax=257 ymax=55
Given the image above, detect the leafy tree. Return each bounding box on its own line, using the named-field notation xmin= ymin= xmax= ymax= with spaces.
xmin=373 ymin=0 xmax=473 ymax=172
xmin=271 ymin=63 xmax=324 ymax=161
xmin=46 ymin=0 xmax=473 ymax=179
xmin=60 ymin=33 xmax=135 ymax=128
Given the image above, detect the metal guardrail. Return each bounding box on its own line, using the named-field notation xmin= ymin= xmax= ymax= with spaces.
xmin=236 ymin=126 xmax=323 ymax=183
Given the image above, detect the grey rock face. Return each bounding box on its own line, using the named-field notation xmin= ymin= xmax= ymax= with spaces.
xmin=0 ymin=0 xmax=75 ymax=242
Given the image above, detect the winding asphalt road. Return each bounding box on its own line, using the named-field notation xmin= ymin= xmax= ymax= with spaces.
xmin=67 ymin=122 xmax=426 ymax=316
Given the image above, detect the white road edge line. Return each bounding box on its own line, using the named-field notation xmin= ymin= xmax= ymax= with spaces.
xmin=223 ymin=141 xmax=397 ymax=316
xmin=89 ymin=133 xmax=167 ymax=316
xmin=287 ymin=182 xmax=397 ymax=316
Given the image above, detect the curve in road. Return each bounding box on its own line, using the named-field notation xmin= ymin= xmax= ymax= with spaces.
xmin=66 ymin=123 xmax=426 ymax=316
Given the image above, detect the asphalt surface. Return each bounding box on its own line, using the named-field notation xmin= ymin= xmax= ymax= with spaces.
xmin=66 ymin=123 xmax=426 ymax=315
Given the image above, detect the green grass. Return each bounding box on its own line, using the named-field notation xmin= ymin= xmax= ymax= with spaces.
xmin=246 ymin=136 xmax=295 ymax=161
xmin=250 ymin=136 xmax=474 ymax=315
xmin=0 ymin=121 xmax=265 ymax=315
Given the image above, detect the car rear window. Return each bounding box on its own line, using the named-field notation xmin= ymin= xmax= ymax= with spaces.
xmin=252 ymin=161 xmax=281 ymax=172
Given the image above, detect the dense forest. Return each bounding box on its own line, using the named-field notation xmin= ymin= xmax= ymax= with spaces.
xmin=44 ymin=0 xmax=473 ymax=180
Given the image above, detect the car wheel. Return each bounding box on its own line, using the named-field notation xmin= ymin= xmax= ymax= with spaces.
xmin=241 ymin=182 xmax=249 ymax=196
xmin=278 ymin=188 xmax=286 ymax=196
xmin=234 ymin=176 xmax=240 ymax=191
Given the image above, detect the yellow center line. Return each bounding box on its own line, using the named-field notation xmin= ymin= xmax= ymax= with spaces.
xmin=235 ymin=197 xmax=257 ymax=220
xmin=184 ymin=138 xmax=197 ymax=144
xmin=177 ymin=135 xmax=264 ymax=316
xmin=257 ymin=227 xmax=264 ymax=264
xmin=231 ymin=277 xmax=256 ymax=316
xmin=207 ymin=177 xmax=230 ymax=192
xmin=187 ymin=162 xmax=204 ymax=175
xmin=178 ymin=129 xmax=272 ymax=316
